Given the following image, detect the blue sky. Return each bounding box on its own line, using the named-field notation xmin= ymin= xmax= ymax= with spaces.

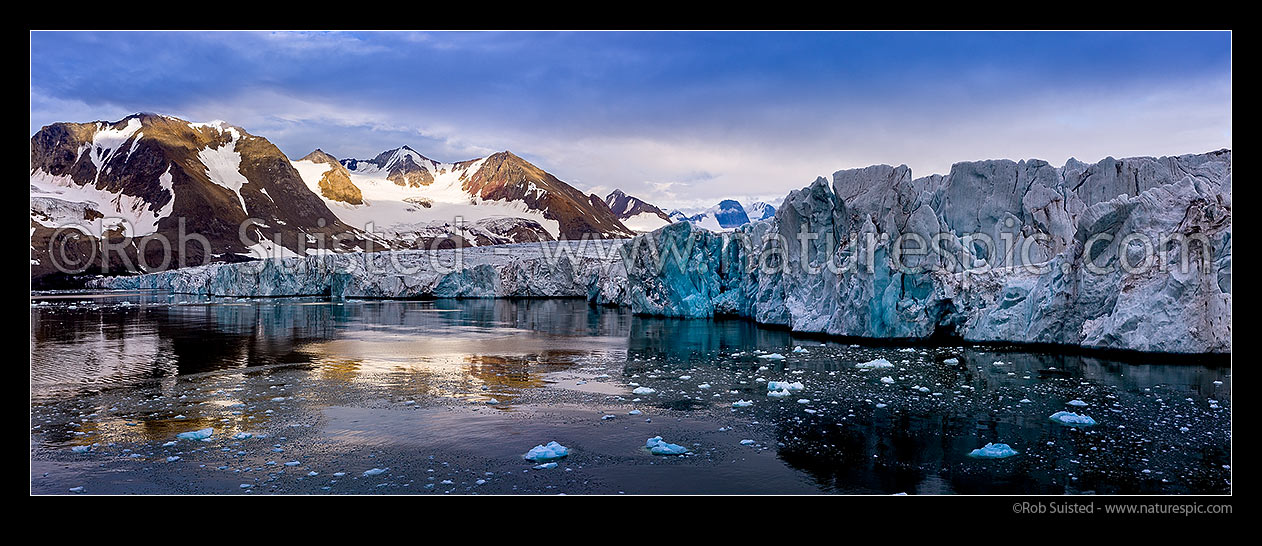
xmin=30 ymin=31 xmax=1231 ymax=211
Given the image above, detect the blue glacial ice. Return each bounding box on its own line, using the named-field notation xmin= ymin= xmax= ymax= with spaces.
xmin=176 ymin=428 xmax=214 ymax=441
xmin=523 ymin=441 xmax=570 ymax=462
xmin=1049 ymin=411 xmax=1098 ymax=426
xmin=646 ymin=436 xmax=689 ymax=455
xmin=968 ymin=443 xmax=1020 ymax=459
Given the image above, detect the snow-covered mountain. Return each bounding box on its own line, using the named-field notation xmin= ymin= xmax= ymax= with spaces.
xmin=30 ymin=114 xmax=637 ymax=286
xmin=744 ymin=200 xmax=776 ymax=221
xmin=670 ymin=199 xmax=752 ymax=232
xmin=30 ymin=113 xmax=370 ymax=285
xmin=604 ymin=189 xmax=672 ymax=232
xmin=292 ymin=146 xmax=635 ymax=247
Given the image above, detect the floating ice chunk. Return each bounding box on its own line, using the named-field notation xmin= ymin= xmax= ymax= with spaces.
xmin=1019 ymin=399 xmax=1033 ymax=403
xmin=177 ymin=428 xmax=214 ymax=441
xmin=880 ymin=376 xmax=895 ymax=384
xmin=533 ymin=462 xmax=558 ymax=470
xmin=1049 ymin=411 xmax=1097 ymax=426
xmin=523 ymin=441 xmax=570 ymax=462
xmin=632 ymin=387 xmax=657 ymax=395
xmin=792 ymin=346 xmax=809 ymax=353
xmin=166 ymin=456 xmax=181 ymax=462
xmin=240 ymin=484 xmax=253 ymax=489
xmin=678 ymin=375 xmax=692 ymax=380
xmin=767 ymin=389 xmax=792 ymax=398
xmin=740 ymin=439 xmax=755 ymax=445
xmin=942 ymin=358 xmax=960 ymax=365
xmin=628 ymin=410 xmax=643 ymax=415
xmin=362 ymin=468 xmax=389 ymax=476
xmin=855 ymin=358 xmax=893 ymax=369
xmin=758 ymin=353 xmax=787 ymax=361
xmin=697 ymin=383 xmax=711 ymax=389
xmin=71 ymin=445 xmax=90 ymax=453
xmin=601 ymin=415 xmax=616 ymax=420
xmin=69 ymin=486 xmax=85 ymax=493
xmin=968 ymin=443 xmax=1019 ymax=459
xmin=767 ymin=381 xmax=804 ymax=392
xmin=307 ymin=471 xmax=319 ymax=477
xmin=284 ymin=461 xmax=301 ymax=466
xmin=232 ymin=432 xmax=253 ymax=440
xmin=1067 ymin=400 xmax=1088 ymax=407
xmin=646 ymin=436 xmax=689 ymax=455
xmin=732 ymin=400 xmax=754 ymax=408
xmin=797 ymin=399 xmax=810 ymax=404
xmin=161 ymin=441 xmax=177 ymax=447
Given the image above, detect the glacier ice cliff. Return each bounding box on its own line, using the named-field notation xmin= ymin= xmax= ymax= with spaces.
xmin=90 ymin=150 xmax=1231 ymax=354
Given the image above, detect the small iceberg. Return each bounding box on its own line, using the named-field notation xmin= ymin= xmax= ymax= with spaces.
xmin=767 ymin=389 xmax=793 ymax=398
xmin=523 ymin=441 xmax=570 ymax=462
xmin=177 ymin=428 xmax=214 ymax=441
xmin=855 ymin=358 xmax=893 ymax=369
xmin=646 ymin=436 xmax=689 ymax=455
xmin=1049 ymin=411 xmax=1097 ymax=426
xmin=1067 ymin=399 xmax=1088 ymax=407
xmin=880 ymin=376 xmax=895 ymax=384
xmin=732 ymin=400 xmax=754 ymax=408
xmin=70 ymin=445 xmax=90 ymax=453
xmin=792 ymin=346 xmax=809 ymax=353
xmin=767 ymin=381 xmax=804 ymax=392
xmin=758 ymin=353 xmax=787 ymax=361
xmin=968 ymin=443 xmax=1019 ymax=459
xmin=533 ymin=462 xmax=558 ymax=470
xmin=632 ymin=387 xmax=657 ymax=395
xmin=943 ymin=358 xmax=960 ymax=365
xmin=362 ymin=468 xmax=388 ymax=476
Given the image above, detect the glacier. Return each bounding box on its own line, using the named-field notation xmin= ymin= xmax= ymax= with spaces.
xmin=89 ymin=150 xmax=1231 ymax=355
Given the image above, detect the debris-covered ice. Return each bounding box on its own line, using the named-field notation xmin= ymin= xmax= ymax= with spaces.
xmin=523 ymin=441 xmax=570 ymax=462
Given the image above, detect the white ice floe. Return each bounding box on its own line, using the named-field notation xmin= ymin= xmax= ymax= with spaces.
xmin=968 ymin=443 xmax=1019 ymax=459
xmin=628 ymin=410 xmax=643 ymax=415
xmin=855 ymin=358 xmax=894 ymax=369
xmin=71 ymin=445 xmax=90 ymax=453
xmin=880 ymin=376 xmax=895 ymax=384
xmin=740 ymin=439 xmax=755 ymax=445
xmin=523 ymin=441 xmax=570 ymax=462
xmin=767 ymin=381 xmax=804 ymax=392
xmin=758 ymin=353 xmax=787 ymax=361
xmin=632 ymin=387 xmax=657 ymax=395
xmin=362 ymin=468 xmax=389 ymax=476
xmin=1049 ymin=411 xmax=1097 ymax=426
xmin=646 ymin=436 xmax=689 ymax=455
xmin=1067 ymin=399 xmax=1088 ymax=407
xmin=533 ymin=462 xmax=558 ymax=470
xmin=177 ymin=428 xmax=213 ymax=441
xmin=732 ymin=400 xmax=754 ymax=408
xmin=792 ymin=346 xmax=809 ymax=353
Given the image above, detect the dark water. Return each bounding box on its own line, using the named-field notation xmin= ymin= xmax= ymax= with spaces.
xmin=30 ymin=292 xmax=1231 ymax=494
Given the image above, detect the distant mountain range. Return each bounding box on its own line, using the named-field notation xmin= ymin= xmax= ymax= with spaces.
xmin=667 ymin=199 xmax=777 ymax=231
xmin=30 ymin=113 xmax=635 ymax=285
xmin=30 ymin=112 xmax=783 ymax=286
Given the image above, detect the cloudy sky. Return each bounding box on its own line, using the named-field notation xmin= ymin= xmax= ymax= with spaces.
xmin=30 ymin=31 xmax=1231 ymax=212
